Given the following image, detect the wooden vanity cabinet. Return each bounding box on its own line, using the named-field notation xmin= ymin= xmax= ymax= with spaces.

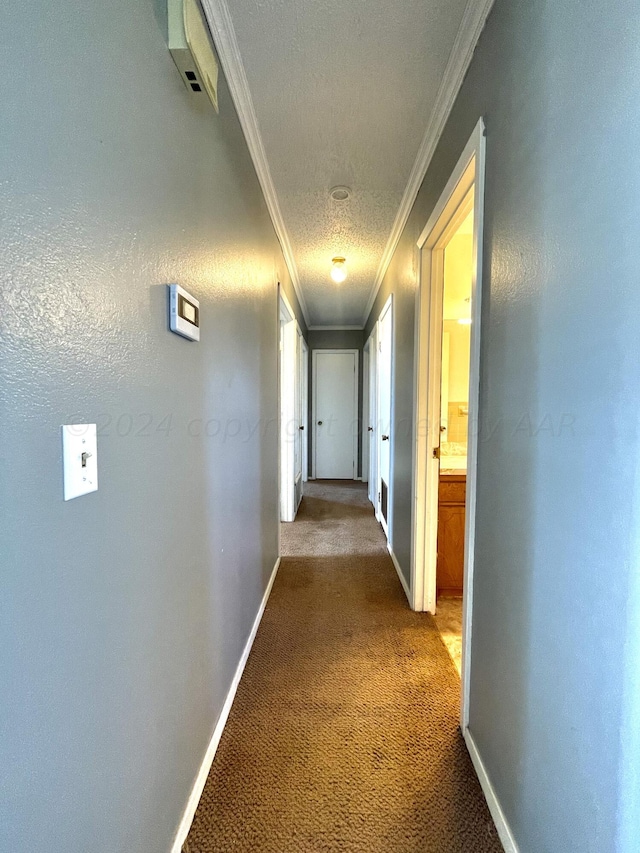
xmin=437 ymin=472 xmax=466 ymax=597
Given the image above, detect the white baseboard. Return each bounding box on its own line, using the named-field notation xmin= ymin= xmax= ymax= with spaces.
xmin=463 ymin=729 xmax=519 ymax=853
xmin=387 ymin=542 xmax=412 ymax=606
xmin=170 ymin=557 xmax=281 ymax=853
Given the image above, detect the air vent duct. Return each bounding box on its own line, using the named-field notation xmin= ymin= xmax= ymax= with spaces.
xmin=168 ymin=0 xmax=219 ymax=112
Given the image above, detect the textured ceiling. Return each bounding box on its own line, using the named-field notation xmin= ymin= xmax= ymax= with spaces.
xmin=221 ymin=0 xmax=470 ymax=327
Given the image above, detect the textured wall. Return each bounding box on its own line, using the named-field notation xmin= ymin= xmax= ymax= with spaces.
xmin=365 ymin=0 xmax=640 ymax=849
xmin=307 ymin=330 xmax=364 ymax=477
xmin=0 ymin=1 xmax=304 ymax=851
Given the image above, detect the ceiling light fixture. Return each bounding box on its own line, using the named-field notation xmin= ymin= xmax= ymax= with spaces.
xmin=330 ymin=186 xmax=351 ymax=201
xmin=331 ymin=256 xmax=347 ymax=283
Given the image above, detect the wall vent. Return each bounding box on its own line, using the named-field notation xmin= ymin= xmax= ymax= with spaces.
xmin=168 ymin=0 xmax=219 ymax=112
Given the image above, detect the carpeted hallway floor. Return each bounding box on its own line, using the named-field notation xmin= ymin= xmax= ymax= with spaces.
xmin=184 ymin=480 xmax=502 ymax=853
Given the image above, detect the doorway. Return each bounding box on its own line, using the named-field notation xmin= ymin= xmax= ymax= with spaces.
xmin=312 ymin=350 xmax=358 ymax=479
xmin=412 ymin=119 xmax=486 ymax=728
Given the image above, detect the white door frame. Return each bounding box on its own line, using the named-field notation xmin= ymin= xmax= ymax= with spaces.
xmin=279 ymin=288 xmax=297 ymax=522
xmin=411 ymin=118 xmax=486 ymax=729
xmin=362 ymin=342 xmax=370 ymax=484
xmin=293 ymin=326 xmax=304 ymax=510
xmin=366 ymin=325 xmax=379 ymax=510
xmin=376 ymin=295 xmax=394 ymax=542
xmin=311 ymin=349 xmax=359 ymax=480
xmin=301 ymin=338 xmax=309 ymax=482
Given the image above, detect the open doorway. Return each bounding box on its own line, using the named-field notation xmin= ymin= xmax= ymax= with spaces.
xmin=412 ymin=120 xmax=486 ymax=729
xmin=431 ymin=206 xmax=473 ymax=675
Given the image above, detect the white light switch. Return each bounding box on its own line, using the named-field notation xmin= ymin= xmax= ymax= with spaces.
xmin=62 ymin=424 xmax=98 ymax=501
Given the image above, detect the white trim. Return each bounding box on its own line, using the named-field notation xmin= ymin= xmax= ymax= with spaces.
xmin=366 ymin=326 xmax=379 ymax=510
xmin=376 ymin=295 xmax=394 ymax=542
xmin=308 ymin=325 xmax=364 ymax=332
xmin=279 ymin=289 xmax=297 ymax=522
xmin=279 ymin=287 xmax=294 ymax=323
xmin=361 ymin=343 xmax=370 ymax=484
xmin=361 ymin=0 xmax=495 ymax=326
xmin=200 ymin=0 xmax=310 ymax=327
xmin=311 ymin=349 xmax=359 ymax=480
xmin=301 ymin=339 xmax=309 ymax=483
xmin=276 ymin=289 xmax=282 ymax=559
xmin=388 ymin=542 xmax=411 ymax=606
xmin=464 ymin=730 xmax=520 ymax=853
xmin=171 ymin=557 xmax=281 ymax=853
xmin=410 ymin=119 xmax=486 ymax=736
xmin=461 ymin=123 xmax=486 ymax=728
xmin=416 ymin=132 xmax=478 ymax=250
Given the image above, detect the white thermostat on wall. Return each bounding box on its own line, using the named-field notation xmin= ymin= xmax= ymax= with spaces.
xmin=169 ymin=284 xmax=200 ymax=341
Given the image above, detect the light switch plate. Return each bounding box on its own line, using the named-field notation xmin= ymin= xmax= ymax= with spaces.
xmin=62 ymin=424 xmax=98 ymax=500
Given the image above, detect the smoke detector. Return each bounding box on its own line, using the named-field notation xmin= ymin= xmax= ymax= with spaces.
xmin=330 ymin=186 xmax=351 ymax=201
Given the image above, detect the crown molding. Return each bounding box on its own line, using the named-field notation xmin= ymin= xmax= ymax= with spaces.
xmin=200 ymin=0 xmax=311 ymax=327
xmin=308 ymin=325 xmax=364 ymax=332
xmin=361 ymin=0 xmax=495 ymax=327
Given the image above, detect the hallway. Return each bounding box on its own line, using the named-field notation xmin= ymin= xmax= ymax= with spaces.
xmin=184 ymin=482 xmax=501 ymax=853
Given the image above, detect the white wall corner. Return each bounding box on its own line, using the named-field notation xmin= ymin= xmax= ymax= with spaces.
xmin=170 ymin=557 xmax=281 ymax=853
xmin=361 ymin=0 xmax=496 ymax=327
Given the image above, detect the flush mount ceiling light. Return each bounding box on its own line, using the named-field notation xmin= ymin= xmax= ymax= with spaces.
xmin=330 ymin=186 xmax=351 ymax=201
xmin=331 ymin=257 xmax=348 ymax=283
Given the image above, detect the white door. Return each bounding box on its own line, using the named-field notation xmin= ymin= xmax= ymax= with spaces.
xmin=362 ymin=345 xmax=370 ymax=485
xmin=279 ymin=290 xmax=297 ymax=523
xmin=367 ymin=328 xmax=378 ymax=508
xmin=301 ymin=340 xmax=309 ymax=482
xmin=294 ymin=328 xmax=304 ymax=509
xmin=377 ymin=299 xmax=393 ymax=537
xmin=313 ymin=350 xmax=358 ymax=479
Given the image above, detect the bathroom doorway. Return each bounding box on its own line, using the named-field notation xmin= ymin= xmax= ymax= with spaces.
xmin=431 ymin=205 xmax=473 ymax=675
xmin=412 ymin=120 xmax=486 ymax=729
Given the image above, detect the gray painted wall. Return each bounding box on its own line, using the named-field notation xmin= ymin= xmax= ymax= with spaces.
xmin=307 ymin=330 xmax=364 ymax=478
xmin=365 ymin=0 xmax=640 ymax=850
xmin=0 ymin=1 xmax=304 ymax=851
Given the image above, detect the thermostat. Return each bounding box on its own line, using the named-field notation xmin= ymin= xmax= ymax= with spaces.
xmin=169 ymin=284 xmax=200 ymax=341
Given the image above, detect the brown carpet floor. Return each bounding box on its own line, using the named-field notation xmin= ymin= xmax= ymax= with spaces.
xmin=184 ymin=480 xmax=502 ymax=853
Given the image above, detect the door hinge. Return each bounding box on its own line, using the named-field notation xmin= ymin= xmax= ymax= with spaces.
xmin=432 ymin=446 xmax=440 ymax=459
